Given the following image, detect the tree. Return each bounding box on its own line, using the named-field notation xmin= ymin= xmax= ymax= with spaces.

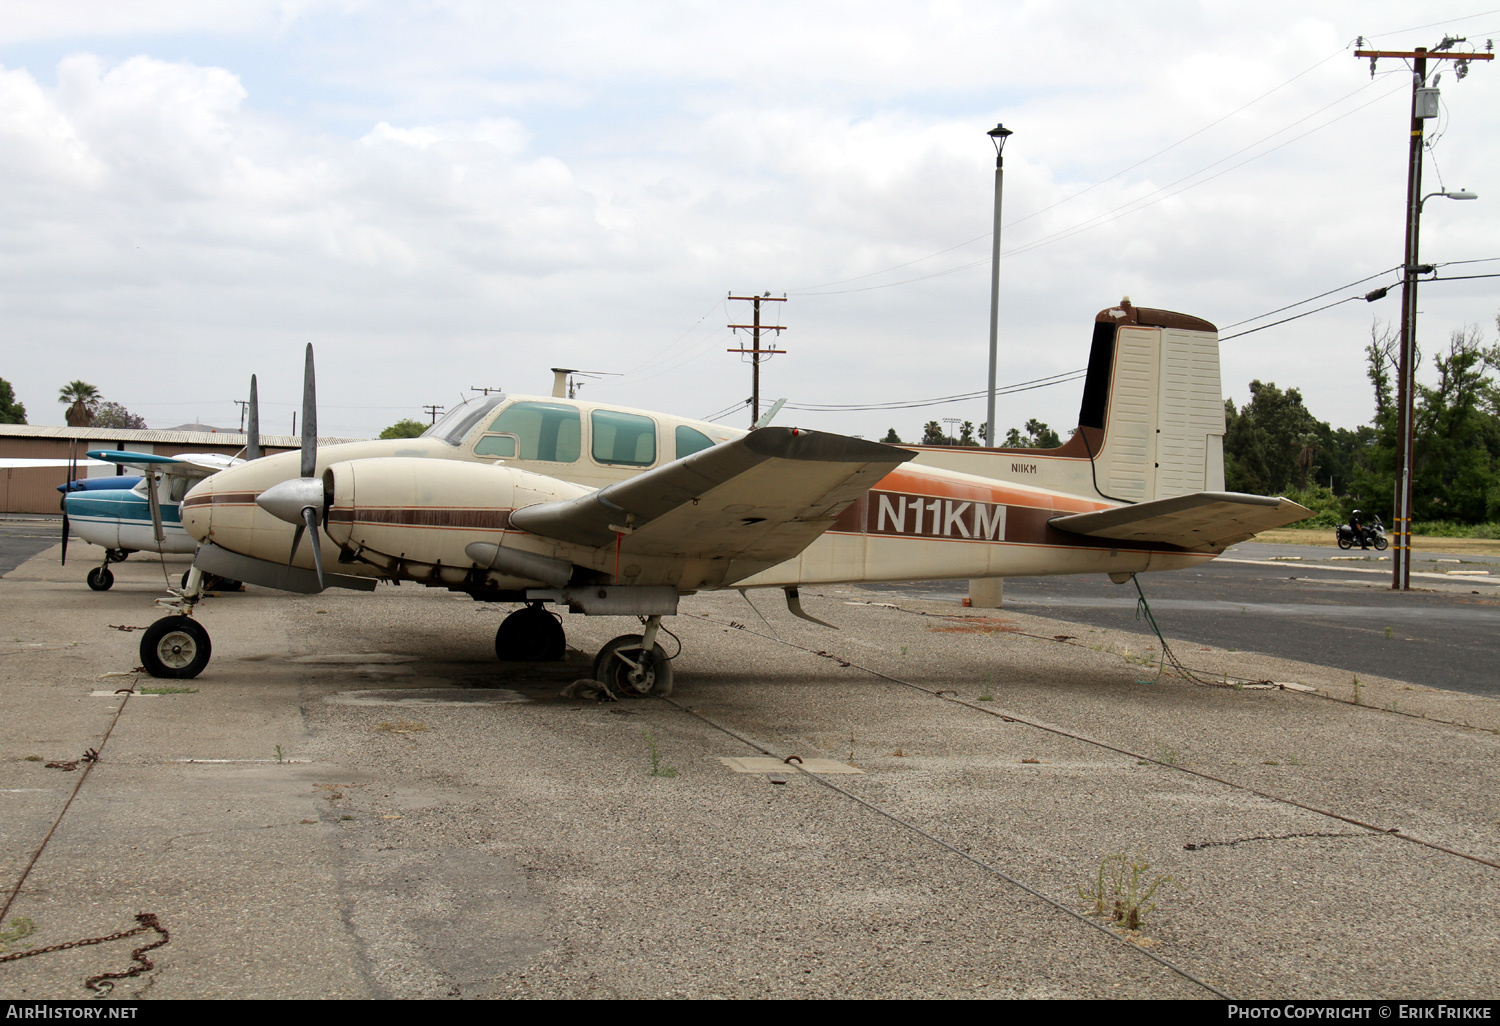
xmin=379 ymin=418 xmax=427 ymax=440
xmin=1223 ymin=381 xmax=1323 ymax=495
xmin=0 ymin=378 xmax=24 ymax=424
xmin=880 ymin=428 xmax=904 ymax=444
xmin=58 ymin=380 xmax=100 ymax=427
xmin=92 ymin=401 xmax=147 ymax=429
xmin=958 ymin=421 xmax=978 ymax=446
xmin=1001 ymin=419 xmax=1061 ymax=448
xmin=920 ymin=421 xmax=947 ymax=445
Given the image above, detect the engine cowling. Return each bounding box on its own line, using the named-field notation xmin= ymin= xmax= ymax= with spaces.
xmin=322 ymin=458 xmax=591 ymax=585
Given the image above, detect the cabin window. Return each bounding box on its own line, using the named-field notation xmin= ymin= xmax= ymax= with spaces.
xmin=475 ymin=402 xmax=581 ymax=462
xmin=674 ymin=425 xmax=715 ymax=459
xmin=591 ymin=410 xmax=657 ymax=467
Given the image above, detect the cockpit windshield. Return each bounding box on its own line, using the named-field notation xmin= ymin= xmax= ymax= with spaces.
xmin=421 ymin=394 xmax=507 ymax=446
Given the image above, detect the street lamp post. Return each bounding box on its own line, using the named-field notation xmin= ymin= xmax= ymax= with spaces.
xmin=984 ymin=124 xmax=1012 ymax=447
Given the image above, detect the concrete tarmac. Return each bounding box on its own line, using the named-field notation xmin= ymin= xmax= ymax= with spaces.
xmin=2 ymin=540 xmax=1498 ymax=1000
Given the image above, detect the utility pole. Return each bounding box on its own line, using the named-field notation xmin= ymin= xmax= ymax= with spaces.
xmin=727 ymin=293 xmax=787 ymax=427
xmin=423 ymin=404 xmax=445 ymax=424
xmin=1356 ymin=38 xmax=1492 ymax=590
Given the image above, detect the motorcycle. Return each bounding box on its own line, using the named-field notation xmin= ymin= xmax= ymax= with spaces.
xmin=1336 ymin=517 xmax=1388 ymax=551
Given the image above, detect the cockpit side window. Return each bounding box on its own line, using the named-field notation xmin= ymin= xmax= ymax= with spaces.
xmin=475 ymin=402 xmax=581 ymax=462
xmin=591 ymin=410 xmax=657 ymax=467
xmin=423 ymin=395 xmax=507 ymax=446
xmin=674 ymin=425 xmax=716 ymax=459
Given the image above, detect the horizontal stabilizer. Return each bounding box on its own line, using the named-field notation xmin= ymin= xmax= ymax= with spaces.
xmin=510 ymin=427 xmax=914 ymax=568
xmin=1049 ymin=491 xmax=1312 ymax=550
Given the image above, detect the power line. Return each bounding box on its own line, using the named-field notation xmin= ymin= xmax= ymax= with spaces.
xmin=1220 ymin=266 xmax=1401 ymax=330
xmin=781 ymin=369 xmax=1087 ymax=414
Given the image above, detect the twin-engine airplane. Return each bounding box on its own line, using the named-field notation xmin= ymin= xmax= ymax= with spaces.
xmin=142 ymin=300 xmax=1311 ymax=691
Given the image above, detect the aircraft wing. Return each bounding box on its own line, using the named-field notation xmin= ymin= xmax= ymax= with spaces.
xmin=87 ymin=450 xmax=242 ymax=480
xmin=510 ymin=427 xmax=915 ymax=564
xmin=0 ymin=457 xmax=117 ymax=470
xmin=1049 ymin=491 xmax=1313 ymax=550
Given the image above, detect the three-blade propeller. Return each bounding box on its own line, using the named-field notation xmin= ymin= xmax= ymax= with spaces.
xmin=254 ymin=344 xmax=326 ymax=591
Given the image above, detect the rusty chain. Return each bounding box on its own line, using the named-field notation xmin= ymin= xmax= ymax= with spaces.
xmin=0 ymin=912 xmax=169 ymax=994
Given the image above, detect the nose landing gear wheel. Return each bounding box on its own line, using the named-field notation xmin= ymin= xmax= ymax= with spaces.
xmin=140 ymin=616 xmax=212 ymax=679
xmin=86 ymin=566 xmax=114 ymax=591
xmin=495 ymin=605 xmax=566 ymax=661
xmin=592 ymin=634 xmax=673 ymax=697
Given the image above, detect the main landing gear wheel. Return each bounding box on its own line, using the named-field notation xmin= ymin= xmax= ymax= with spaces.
xmin=1374 ymin=535 xmax=1389 ymax=551
xmin=86 ymin=566 xmax=114 ymax=591
xmin=1337 ymin=534 xmax=1354 ymax=550
xmin=593 ymin=634 xmax=673 ymax=698
xmin=495 ymin=605 xmax=565 ymax=662
xmin=140 ymin=616 xmax=212 ymax=679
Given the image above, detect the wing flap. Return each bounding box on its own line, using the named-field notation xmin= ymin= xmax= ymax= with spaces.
xmin=1049 ymin=491 xmax=1312 ymax=550
xmin=509 ymin=427 xmax=914 ymax=562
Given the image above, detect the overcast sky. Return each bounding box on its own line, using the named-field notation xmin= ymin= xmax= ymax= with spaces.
xmin=2 ymin=1 xmax=1497 ymax=443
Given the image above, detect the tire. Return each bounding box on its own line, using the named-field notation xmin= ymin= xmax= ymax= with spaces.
xmin=592 ymin=634 xmax=673 ymax=698
xmin=1336 ymin=534 xmax=1353 ymax=550
xmin=180 ymin=570 xmax=191 ymax=589
xmin=86 ymin=567 xmax=114 ymax=591
xmin=140 ymin=616 xmax=212 ymax=679
xmin=1374 ymin=535 xmax=1389 ymax=551
xmin=494 ymin=605 xmax=565 ymax=661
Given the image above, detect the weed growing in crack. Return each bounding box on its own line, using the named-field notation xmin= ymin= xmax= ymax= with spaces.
xmin=980 ymin=671 xmax=995 ymax=702
xmin=1079 ymin=854 xmax=1171 ymax=932
xmin=643 ymin=731 xmax=678 ymax=778
xmin=0 ymin=916 xmax=35 ymax=952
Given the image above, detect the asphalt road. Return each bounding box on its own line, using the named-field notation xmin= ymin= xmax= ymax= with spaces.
xmin=861 ymin=542 xmax=1500 ymax=698
xmin=0 ymin=521 xmax=63 ymax=576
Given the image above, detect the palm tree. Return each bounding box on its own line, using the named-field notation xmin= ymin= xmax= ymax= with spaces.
xmin=59 ymin=380 xmax=101 ymax=427
xmin=58 ymin=380 xmax=101 ymax=408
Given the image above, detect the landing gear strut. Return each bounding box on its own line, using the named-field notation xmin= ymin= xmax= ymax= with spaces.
xmin=495 ymin=604 xmax=566 ymax=661
xmin=141 ymin=567 xmax=212 ymax=679
xmin=86 ymin=548 xmax=133 ymax=591
xmin=593 ymin=616 xmax=673 ymax=697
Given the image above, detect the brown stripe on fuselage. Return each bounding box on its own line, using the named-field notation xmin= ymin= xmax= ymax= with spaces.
xmin=326 ymin=507 xmax=513 ymax=530
xmin=181 ymin=491 xmax=259 ymax=508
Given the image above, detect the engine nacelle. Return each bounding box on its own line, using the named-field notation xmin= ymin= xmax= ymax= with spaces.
xmin=323 ymin=458 xmax=592 ymax=585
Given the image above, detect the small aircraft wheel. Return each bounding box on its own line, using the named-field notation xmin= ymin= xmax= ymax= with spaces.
xmin=140 ymin=616 xmax=211 ymax=679
xmin=180 ymin=570 xmax=191 ymax=589
xmin=86 ymin=567 xmax=114 ymax=591
xmin=592 ymin=634 xmax=673 ymax=698
xmin=494 ymin=605 xmax=565 ymax=661
xmin=1374 ymin=535 xmax=1389 ymax=551
xmin=1337 ymin=534 xmax=1353 ymax=550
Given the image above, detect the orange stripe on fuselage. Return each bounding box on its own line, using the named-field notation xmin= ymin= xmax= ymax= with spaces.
xmin=873 ymin=467 xmax=1113 ymax=514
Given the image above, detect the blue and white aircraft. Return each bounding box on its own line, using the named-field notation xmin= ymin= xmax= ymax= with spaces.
xmin=57 ymin=376 xmax=264 ymax=590
xmin=62 ymin=450 xmax=246 ymax=589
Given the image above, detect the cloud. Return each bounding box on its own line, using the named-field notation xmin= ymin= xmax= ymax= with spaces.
xmin=0 ymin=2 xmax=1496 ymax=440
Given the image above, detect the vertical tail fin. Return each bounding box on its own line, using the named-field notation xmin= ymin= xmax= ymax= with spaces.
xmin=1077 ymin=299 xmax=1225 ymax=502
